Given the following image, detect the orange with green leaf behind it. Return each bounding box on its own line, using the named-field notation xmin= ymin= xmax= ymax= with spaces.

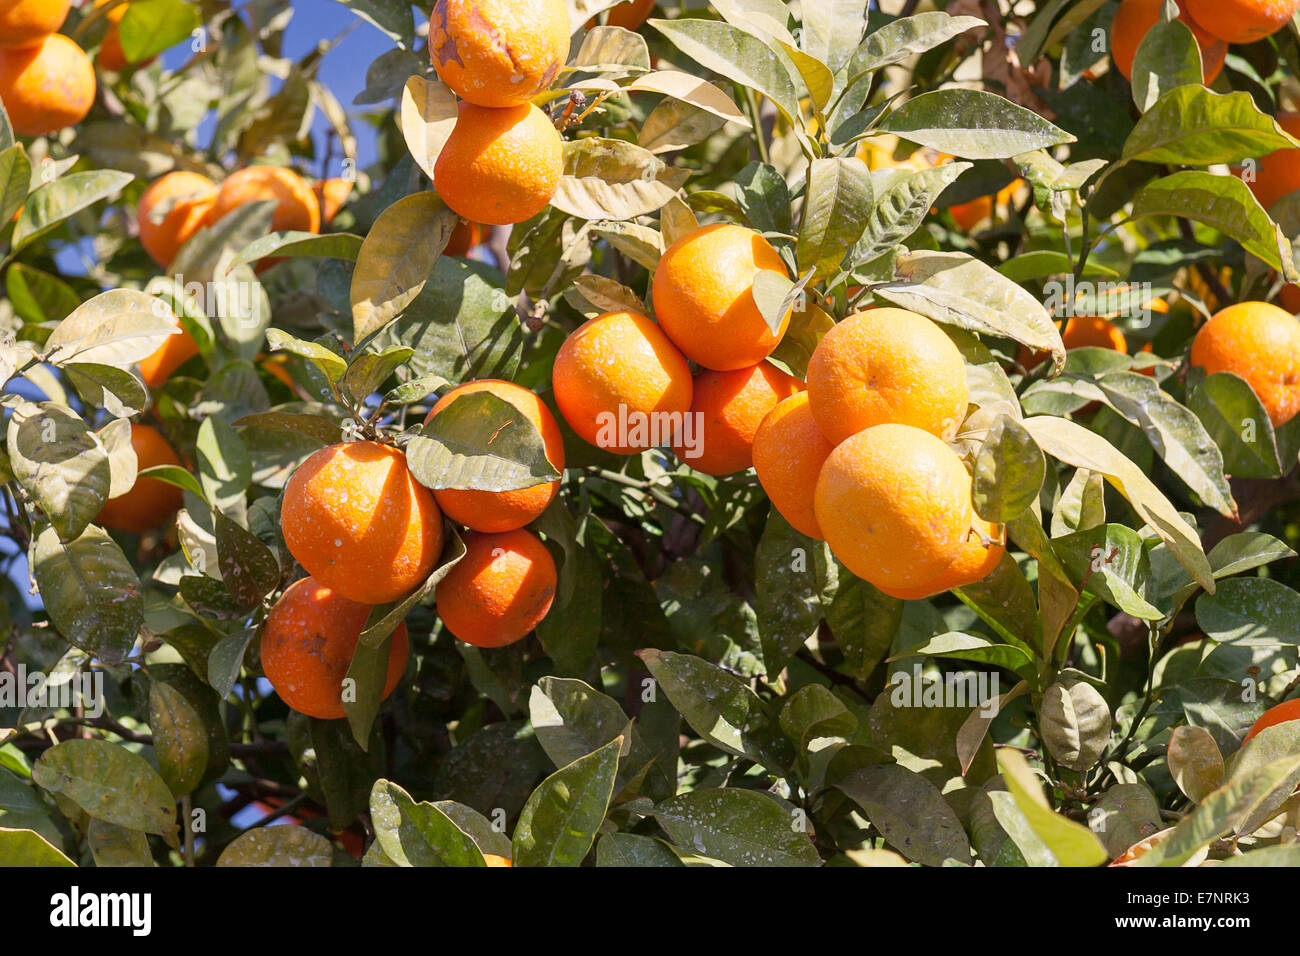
xmin=137 ymin=170 xmax=218 ymax=269
xmin=423 ymin=380 xmax=565 ymax=533
xmin=209 ymin=165 xmax=321 ymax=233
xmin=428 ymin=0 xmax=570 ymax=108
xmin=673 ymin=361 xmax=803 ymax=476
xmin=813 ymin=424 xmax=974 ymax=592
xmin=0 ymin=33 xmax=95 ymax=136
xmin=139 ymin=316 xmax=200 ymax=387
xmin=1189 ymin=301 xmax=1300 ymax=427
xmin=948 ymin=179 xmax=1025 ymax=233
xmin=1235 ymin=111 xmax=1300 ymax=213
xmin=805 ymin=307 xmax=970 ymax=445
xmin=434 ymin=102 xmax=564 ymax=226
xmin=552 ymin=310 xmax=693 ymax=453
xmin=96 ymin=423 xmax=185 ymax=533
xmin=435 ymin=528 xmax=557 ymax=648
xmin=1242 ymin=698 xmax=1300 ymax=742
xmin=1110 ymin=0 xmax=1226 ymax=84
xmin=652 ymin=223 xmax=791 ymax=371
xmin=260 ymin=576 xmax=410 ymax=721
xmin=752 ymin=391 xmax=835 ymax=540
xmin=1184 ymin=0 xmax=1300 ymax=44
xmin=0 ymin=0 xmax=70 ymax=49
xmin=281 ymin=441 xmax=444 ymax=605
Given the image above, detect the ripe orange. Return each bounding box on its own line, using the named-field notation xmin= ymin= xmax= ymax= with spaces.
xmin=1110 ymin=0 xmax=1226 ymax=83
xmin=137 ymin=170 xmax=218 ymax=268
xmin=1018 ymin=314 xmax=1128 ymax=370
xmin=1184 ymin=0 xmax=1299 ymax=44
xmin=0 ymin=33 xmax=95 ymax=137
xmin=209 ymin=165 xmax=321 ymax=233
xmin=139 ymin=316 xmax=200 ymax=387
xmin=1190 ymin=301 xmax=1300 ymax=427
xmin=805 ymin=307 xmax=970 ymax=445
xmin=281 ymin=441 xmax=444 ymax=605
xmin=813 ymin=424 xmax=973 ymax=591
xmin=1239 ymin=112 xmax=1300 ymax=213
xmin=434 ymin=102 xmax=564 ymax=226
xmin=874 ymin=516 xmax=1005 ymax=600
xmin=313 ymin=177 xmax=352 ymax=226
xmin=1242 ymin=698 xmax=1300 ymax=743
xmin=551 ymin=310 xmax=693 ymax=453
xmin=482 ymin=853 xmax=512 ymax=867
xmin=260 ymin=576 xmax=409 ymax=721
xmin=673 ymin=361 xmax=803 ymax=476
xmin=428 ymin=0 xmax=569 ymax=108
xmin=435 ymin=528 xmax=557 ymax=648
xmin=652 ymin=223 xmax=791 ymax=371
xmin=423 ymin=379 xmax=565 ymax=533
xmin=445 ymin=219 xmax=483 ymax=257
xmin=0 ymin=0 xmax=70 ymax=49
xmin=96 ymin=423 xmax=184 ymax=533
xmin=752 ymin=391 xmax=835 ymax=540
xmin=606 ymin=0 xmax=655 ymax=29
xmin=856 ymin=134 xmax=944 ymax=172
xmin=1280 ymin=282 xmax=1300 ymax=314
xmin=948 ymin=179 xmax=1024 ymax=232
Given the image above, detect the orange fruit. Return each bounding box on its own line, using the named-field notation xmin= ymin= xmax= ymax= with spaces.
xmin=0 ymin=0 xmax=70 ymax=49
xmin=1184 ymin=0 xmax=1299 ymax=44
xmin=137 ymin=170 xmax=218 ymax=269
xmin=874 ymin=516 xmax=1005 ymax=600
xmin=1239 ymin=112 xmax=1300 ymax=213
xmin=673 ymin=361 xmax=804 ymax=476
xmin=652 ymin=223 xmax=791 ymax=371
xmin=1190 ymin=301 xmax=1300 ymax=427
xmin=435 ymin=528 xmax=557 ymax=648
xmin=1242 ymin=698 xmax=1300 ymax=743
xmin=805 ymin=307 xmax=970 ymax=445
xmin=948 ymin=179 xmax=1024 ymax=232
xmin=209 ymin=165 xmax=321 ymax=233
xmin=0 ymin=33 xmax=95 ymax=137
xmin=1018 ymin=314 xmax=1128 ymax=370
xmin=552 ymin=310 xmax=693 ymax=453
xmin=752 ymin=391 xmax=835 ymax=540
xmin=434 ymin=102 xmax=563 ymax=226
xmin=139 ymin=316 xmax=200 ymax=387
xmin=422 ymin=379 xmax=565 ymax=533
xmin=856 ymin=134 xmax=944 ymax=172
xmin=482 ymin=853 xmax=512 ymax=867
xmin=1280 ymin=282 xmax=1300 ymax=314
xmin=96 ymin=423 xmax=184 ymax=533
xmin=260 ymin=576 xmax=409 ymax=721
xmin=281 ymin=441 xmax=444 ymax=605
xmin=1110 ymin=0 xmax=1226 ymax=83
xmin=445 ymin=219 xmax=483 ymax=257
xmin=313 ymin=177 xmax=352 ymax=226
xmin=813 ymin=424 xmax=973 ymax=591
xmin=428 ymin=0 xmax=569 ymax=108
xmin=606 ymin=0 xmax=655 ymax=29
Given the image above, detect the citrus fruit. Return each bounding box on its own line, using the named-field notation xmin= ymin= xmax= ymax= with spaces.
xmin=445 ymin=219 xmax=483 ymax=256
xmin=139 ymin=317 xmax=200 ymax=387
xmin=137 ymin=170 xmax=218 ymax=269
xmin=673 ymin=361 xmax=804 ymax=475
xmin=1239 ymin=112 xmax=1300 ymax=213
xmin=1243 ymin=698 xmax=1300 ymax=743
xmin=752 ymin=391 xmax=835 ymax=540
xmin=209 ymin=165 xmax=321 ymax=233
xmin=1189 ymin=301 xmax=1300 ymax=426
xmin=1184 ymin=0 xmax=1299 ymax=44
xmin=874 ymin=516 xmax=1005 ymax=600
xmin=314 ymin=177 xmax=352 ymax=226
xmin=1110 ymin=0 xmax=1226 ymax=83
xmin=423 ymin=379 xmax=565 ymax=532
xmin=428 ymin=0 xmax=569 ymax=108
xmin=652 ymin=223 xmax=791 ymax=370
xmin=805 ymin=307 xmax=970 ymax=444
xmin=0 ymin=0 xmax=70 ymax=49
xmin=435 ymin=528 xmax=557 ymax=648
xmin=606 ymin=0 xmax=655 ymax=29
xmin=0 ymin=33 xmax=95 ymax=136
xmin=96 ymin=423 xmax=185 ymax=533
xmin=281 ymin=441 xmax=444 ymax=605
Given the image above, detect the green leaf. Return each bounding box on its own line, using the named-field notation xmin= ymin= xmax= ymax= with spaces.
xmin=596 ymin=832 xmax=684 ymax=867
xmin=512 ymin=735 xmax=622 ymax=867
xmin=796 ymin=157 xmax=873 ymax=282
xmin=1039 ymin=679 xmax=1112 ymax=772
xmin=1129 ymin=19 xmax=1203 ymax=113
xmin=213 ymin=511 xmax=280 ymax=610
xmin=86 ymin=819 xmax=152 ymax=867
xmin=43 ymin=289 xmax=179 ymax=368
xmin=973 ymin=414 xmax=1044 ymax=522
xmin=13 ymin=170 xmax=134 ymax=252
xmin=755 ymin=510 xmax=837 ymax=677
xmin=1053 ymin=523 xmax=1163 ymax=620
xmin=780 ymin=684 xmax=857 ymax=755
xmin=0 ymin=144 xmax=31 ymax=228
xmin=827 ymin=574 xmax=902 ymax=680
xmin=1131 ymin=170 xmax=1295 ymax=278
xmin=654 ymin=788 xmax=821 ymax=866
xmin=7 ymin=402 xmax=109 ymax=542
xmin=33 ymin=740 xmax=176 ymax=843
xmin=369 ymin=780 xmax=486 ymax=867
xmin=837 ymin=763 xmax=971 ymax=866
xmin=994 ymin=750 xmax=1107 ymax=866
xmin=893 ymin=631 xmax=1035 ymax=678
xmin=879 ymin=89 xmax=1075 ymax=160
xmin=234 ymin=231 xmax=363 ymax=267
xmin=1123 ymin=88 xmax=1299 ymax=165
xmin=341 ymin=345 xmax=414 ymax=404
xmin=217 ymin=825 xmax=333 ymax=867
xmin=800 ymin=0 xmax=869 ymax=76
xmin=551 ymin=137 xmax=688 ymax=221
xmin=406 ymin=391 xmax=561 ymax=493
xmin=0 ymin=828 xmax=75 ymax=866
xmin=118 ymin=0 xmax=201 ymax=63
xmin=1167 ymin=725 xmax=1225 ymax=804
xmin=1187 ymin=372 xmax=1283 ymax=479
xmin=147 ymin=681 xmax=209 ymax=798
xmin=264 ymin=328 xmax=347 ymax=382
xmin=6 ymin=262 xmax=78 ymax=324
xmin=1195 ymin=577 xmax=1300 ymax=646
xmin=851 ymin=162 xmax=970 ymax=269
xmin=32 ymin=525 xmax=143 ymax=666
xmin=735 ymin=162 xmax=792 ymax=236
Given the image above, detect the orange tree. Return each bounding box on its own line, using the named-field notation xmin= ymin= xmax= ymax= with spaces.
xmin=2 ymin=0 xmax=1300 ymax=869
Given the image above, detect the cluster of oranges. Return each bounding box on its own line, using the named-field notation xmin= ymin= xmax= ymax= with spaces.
xmin=1109 ymin=0 xmax=1299 ymax=85
xmin=0 ymin=0 xmax=94 ymax=137
xmin=261 ymin=378 xmax=564 ymax=721
xmin=549 ymin=220 xmax=1004 ymax=600
xmin=427 ymin=0 xmax=569 ymax=226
